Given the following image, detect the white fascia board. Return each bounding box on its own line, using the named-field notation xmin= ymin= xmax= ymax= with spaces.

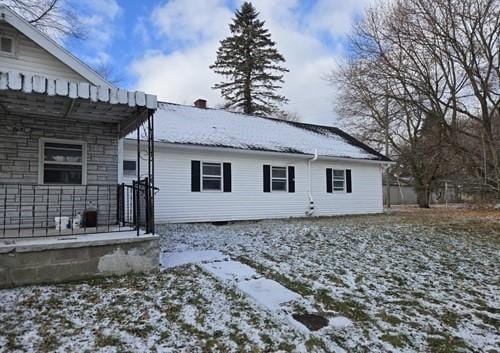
xmin=0 ymin=5 xmax=114 ymax=88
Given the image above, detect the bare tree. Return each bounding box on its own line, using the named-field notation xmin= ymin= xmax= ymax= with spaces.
xmin=331 ymin=0 xmax=499 ymax=206
xmin=331 ymin=59 xmax=448 ymax=207
xmin=2 ymin=0 xmax=83 ymax=39
xmin=93 ymin=62 xmax=124 ymax=86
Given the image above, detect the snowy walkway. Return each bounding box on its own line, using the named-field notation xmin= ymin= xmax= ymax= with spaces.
xmin=161 ymin=249 xmax=309 ymax=331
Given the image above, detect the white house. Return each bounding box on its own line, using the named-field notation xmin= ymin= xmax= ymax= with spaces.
xmin=122 ymin=100 xmax=391 ymax=223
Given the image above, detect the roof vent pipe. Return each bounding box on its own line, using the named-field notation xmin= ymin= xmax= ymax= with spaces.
xmin=194 ymin=99 xmax=207 ymax=109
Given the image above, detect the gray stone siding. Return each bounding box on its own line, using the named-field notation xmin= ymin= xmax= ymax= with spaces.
xmin=0 ymin=113 xmax=120 ymax=230
xmin=0 ymin=113 xmax=118 ymax=184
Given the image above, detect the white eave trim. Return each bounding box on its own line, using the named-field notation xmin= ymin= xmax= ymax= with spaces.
xmin=0 ymin=5 xmax=113 ymax=88
xmin=0 ymin=70 xmax=158 ymax=109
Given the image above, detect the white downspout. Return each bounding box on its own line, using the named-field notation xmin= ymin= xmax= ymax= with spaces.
xmin=306 ymin=149 xmax=318 ymax=216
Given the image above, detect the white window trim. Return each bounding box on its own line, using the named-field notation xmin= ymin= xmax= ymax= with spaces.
xmin=271 ymin=165 xmax=288 ymax=192
xmin=38 ymin=138 xmax=87 ymax=185
xmin=332 ymin=168 xmax=346 ymax=193
xmin=201 ymin=161 xmax=223 ymax=192
xmin=0 ymin=34 xmax=16 ymax=57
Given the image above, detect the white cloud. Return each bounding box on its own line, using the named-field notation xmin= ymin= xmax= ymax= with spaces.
xmin=132 ymin=43 xmax=221 ymax=107
xmin=132 ymin=0 xmax=365 ymax=124
xmin=151 ymin=0 xmax=232 ymax=44
xmin=73 ymin=0 xmax=122 ymax=66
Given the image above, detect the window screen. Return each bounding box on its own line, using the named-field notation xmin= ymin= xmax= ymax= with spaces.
xmin=271 ymin=166 xmax=287 ymax=191
xmin=333 ymin=169 xmax=345 ymax=191
xmin=202 ymin=162 xmax=222 ymax=191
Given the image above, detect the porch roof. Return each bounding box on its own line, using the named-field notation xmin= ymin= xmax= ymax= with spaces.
xmin=0 ymin=71 xmax=157 ymax=137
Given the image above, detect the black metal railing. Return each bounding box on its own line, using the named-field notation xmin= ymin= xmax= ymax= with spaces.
xmin=1 ymin=180 xmax=155 ymax=238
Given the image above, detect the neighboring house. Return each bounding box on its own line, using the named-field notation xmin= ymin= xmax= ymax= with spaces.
xmin=0 ymin=6 xmax=158 ymax=287
xmin=122 ymin=101 xmax=391 ymax=223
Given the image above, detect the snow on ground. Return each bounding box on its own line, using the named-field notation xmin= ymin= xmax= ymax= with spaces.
xmin=1 ymin=210 xmax=499 ymax=353
xmin=0 ymin=266 xmax=304 ymax=352
xmin=159 ymin=212 xmax=500 ymax=352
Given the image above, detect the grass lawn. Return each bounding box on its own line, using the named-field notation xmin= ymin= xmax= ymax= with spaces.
xmin=1 ymin=207 xmax=499 ymax=352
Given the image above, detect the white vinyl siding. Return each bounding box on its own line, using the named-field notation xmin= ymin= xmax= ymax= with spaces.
xmin=0 ymin=22 xmax=88 ymax=82
xmin=123 ymin=143 xmax=384 ymax=223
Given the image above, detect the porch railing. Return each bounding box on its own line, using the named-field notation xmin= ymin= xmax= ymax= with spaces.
xmin=1 ymin=181 xmax=155 ymax=238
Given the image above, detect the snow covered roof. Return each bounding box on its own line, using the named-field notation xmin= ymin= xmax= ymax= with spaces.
xmin=148 ymin=102 xmax=390 ymax=162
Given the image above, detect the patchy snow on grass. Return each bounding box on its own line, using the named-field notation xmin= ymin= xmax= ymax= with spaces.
xmin=1 ymin=211 xmax=498 ymax=353
xmin=158 ymin=213 xmax=500 ymax=353
xmin=0 ymin=267 xmax=305 ymax=353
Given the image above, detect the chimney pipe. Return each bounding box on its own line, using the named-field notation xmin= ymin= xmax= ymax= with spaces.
xmin=194 ymin=99 xmax=207 ymax=109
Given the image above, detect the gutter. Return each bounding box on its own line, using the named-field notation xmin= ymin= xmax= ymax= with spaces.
xmin=305 ymin=149 xmax=318 ymax=216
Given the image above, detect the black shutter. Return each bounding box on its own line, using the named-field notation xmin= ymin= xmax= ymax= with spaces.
xmin=288 ymin=166 xmax=295 ymax=193
xmin=263 ymin=165 xmax=271 ymax=192
xmin=346 ymin=169 xmax=352 ymax=193
xmin=223 ymin=163 xmax=232 ymax=192
xmin=326 ymin=168 xmax=333 ymax=193
xmin=191 ymin=160 xmax=200 ymax=192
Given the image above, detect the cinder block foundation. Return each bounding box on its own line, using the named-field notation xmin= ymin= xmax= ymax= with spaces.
xmin=0 ymin=233 xmax=159 ymax=288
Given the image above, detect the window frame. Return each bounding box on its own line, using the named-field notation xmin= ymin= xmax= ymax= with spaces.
xmin=38 ymin=138 xmax=87 ymax=185
xmin=0 ymin=35 xmax=16 ymax=57
xmin=271 ymin=165 xmax=288 ymax=192
xmin=332 ymin=169 xmax=346 ymax=193
xmin=123 ymin=160 xmax=137 ymax=177
xmin=201 ymin=161 xmax=223 ymax=192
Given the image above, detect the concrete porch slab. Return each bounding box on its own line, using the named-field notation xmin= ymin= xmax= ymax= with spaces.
xmin=0 ymin=231 xmax=160 ymax=288
xmin=0 ymin=231 xmax=152 ymax=253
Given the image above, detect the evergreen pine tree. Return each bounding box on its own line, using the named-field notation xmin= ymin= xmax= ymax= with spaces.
xmin=210 ymin=2 xmax=289 ymax=116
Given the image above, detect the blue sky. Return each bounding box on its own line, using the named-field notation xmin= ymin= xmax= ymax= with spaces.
xmin=63 ymin=0 xmax=369 ymax=125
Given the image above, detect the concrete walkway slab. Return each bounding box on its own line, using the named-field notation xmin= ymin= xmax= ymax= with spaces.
xmin=237 ymin=278 xmax=301 ymax=311
xmin=201 ymin=260 xmax=258 ymax=282
xmin=161 ymin=250 xmax=227 ymax=269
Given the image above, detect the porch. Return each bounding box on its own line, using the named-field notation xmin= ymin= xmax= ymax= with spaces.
xmin=0 ymin=71 xmax=156 ymax=238
xmin=0 ymin=71 xmax=159 ymax=287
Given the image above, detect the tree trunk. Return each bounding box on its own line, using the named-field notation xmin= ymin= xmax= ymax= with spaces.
xmin=415 ymin=182 xmax=431 ymax=208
